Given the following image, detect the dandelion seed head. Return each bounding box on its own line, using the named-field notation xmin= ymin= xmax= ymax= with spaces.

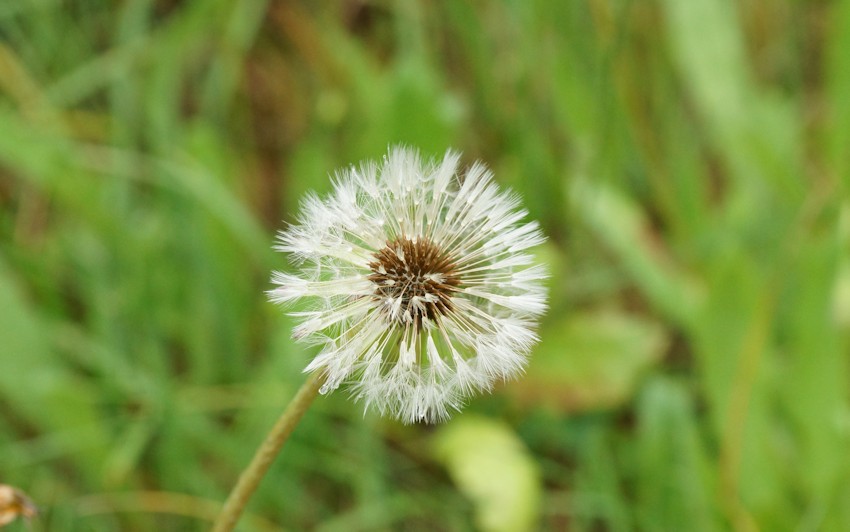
xmin=367 ymin=236 xmax=461 ymax=325
xmin=269 ymin=146 xmax=547 ymax=423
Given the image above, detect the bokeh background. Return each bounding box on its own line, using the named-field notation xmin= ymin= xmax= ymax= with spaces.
xmin=2 ymin=0 xmax=849 ymax=530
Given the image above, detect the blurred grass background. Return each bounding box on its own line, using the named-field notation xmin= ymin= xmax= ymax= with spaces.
xmin=1 ymin=0 xmax=849 ymax=530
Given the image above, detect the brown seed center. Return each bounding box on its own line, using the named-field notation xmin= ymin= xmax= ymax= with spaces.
xmin=367 ymin=236 xmax=461 ymax=324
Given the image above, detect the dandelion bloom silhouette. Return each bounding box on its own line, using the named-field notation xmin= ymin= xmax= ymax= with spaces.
xmin=269 ymin=147 xmax=547 ymax=423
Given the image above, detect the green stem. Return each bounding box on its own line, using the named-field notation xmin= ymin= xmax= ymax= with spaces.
xmin=211 ymin=372 xmax=325 ymax=532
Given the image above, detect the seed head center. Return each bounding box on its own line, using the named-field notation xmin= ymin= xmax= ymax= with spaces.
xmin=368 ymin=236 xmax=461 ymax=324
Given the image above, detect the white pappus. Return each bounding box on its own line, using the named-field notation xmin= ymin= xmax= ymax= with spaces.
xmin=269 ymin=146 xmax=548 ymax=423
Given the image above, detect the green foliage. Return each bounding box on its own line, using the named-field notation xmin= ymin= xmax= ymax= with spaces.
xmin=434 ymin=416 xmax=541 ymax=532
xmin=1 ymin=0 xmax=848 ymax=530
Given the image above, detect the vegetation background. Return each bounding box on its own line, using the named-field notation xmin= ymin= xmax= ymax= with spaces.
xmin=1 ymin=0 xmax=849 ymax=530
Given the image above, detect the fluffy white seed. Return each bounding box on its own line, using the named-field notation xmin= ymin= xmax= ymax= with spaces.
xmin=268 ymin=146 xmax=547 ymax=423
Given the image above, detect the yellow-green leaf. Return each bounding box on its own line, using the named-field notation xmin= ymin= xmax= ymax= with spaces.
xmin=433 ymin=416 xmax=540 ymax=532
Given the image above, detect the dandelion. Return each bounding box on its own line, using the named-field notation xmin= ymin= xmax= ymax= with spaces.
xmin=269 ymin=146 xmax=547 ymax=423
xmin=213 ymin=147 xmax=547 ymax=532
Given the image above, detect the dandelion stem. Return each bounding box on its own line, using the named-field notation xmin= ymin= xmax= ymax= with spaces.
xmin=211 ymin=372 xmax=325 ymax=532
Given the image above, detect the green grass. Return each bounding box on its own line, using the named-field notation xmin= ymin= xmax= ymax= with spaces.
xmin=1 ymin=0 xmax=849 ymax=530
